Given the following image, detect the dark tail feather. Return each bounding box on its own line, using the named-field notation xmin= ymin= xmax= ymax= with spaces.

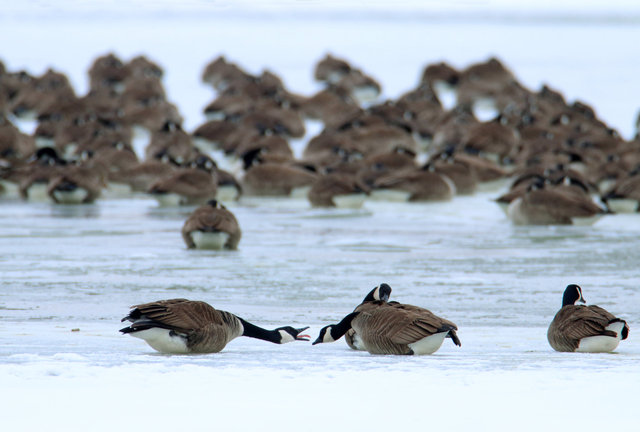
xmin=447 ymin=329 xmax=462 ymax=347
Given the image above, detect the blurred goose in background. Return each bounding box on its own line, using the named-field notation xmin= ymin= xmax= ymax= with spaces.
xmin=507 ymin=178 xmax=606 ymax=225
xmin=308 ymin=172 xmax=369 ymax=208
xmin=46 ymin=163 xmax=105 ymax=204
xmin=313 ymin=290 xmax=460 ymax=355
xmin=242 ymin=161 xmax=318 ymax=197
xmin=147 ymin=155 xmax=218 ymax=206
xmin=371 ymin=164 xmax=455 ymax=202
xmin=181 ymin=200 xmax=241 ymax=250
xmin=601 ymin=170 xmax=640 ymax=213
xmin=120 ymin=298 xmax=309 ymax=354
xmin=548 ymin=284 xmax=629 ymax=353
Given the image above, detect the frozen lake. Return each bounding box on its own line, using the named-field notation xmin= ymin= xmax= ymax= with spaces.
xmin=2 ymin=2 xmax=640 ymax=431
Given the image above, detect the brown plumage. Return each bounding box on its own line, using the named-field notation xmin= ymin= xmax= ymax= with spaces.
xmin=547 ymin=284 xmax=629 ymax=352
xmin=242 ymin=163 xmax=318 ymax=196
xmin=181 ymin=200 xmax=241 ymax=250
xmin=314 ymin=300 xmax=461 ymax=355
xmin=148 ymin=167 xmax=218 ymax=206
xmin=372 ymin=167 xmax=455 ymax=201
xmin=507 ymin=181 xmax=605 ymax=225
xmin=308 ymin=172 xmax=368 ymax=208
xmin=120 ymin=298 xmax=309 ymax=354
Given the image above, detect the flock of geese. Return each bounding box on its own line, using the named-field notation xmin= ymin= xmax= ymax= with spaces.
xmin=2 ymin=53 xmax=640 ymax=250
xmin=0 ymin=53 xmax=633 ymax=355
xmin=119 ymin=283 xmax=629 ymax=355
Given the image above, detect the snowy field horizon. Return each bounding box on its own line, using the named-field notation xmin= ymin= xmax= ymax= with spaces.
xmin=2 ymin=2 xmax=640 ymax=431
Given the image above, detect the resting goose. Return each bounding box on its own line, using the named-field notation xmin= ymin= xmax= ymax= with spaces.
xmin=181 ymin=200 xmax=241 ymax=250
xmin=120 ymin=298 xmax=310 ymax=354
xmin=345 ymin=283 xmax=392 ymax=351
xmin=314 ymin=293 xmax=460 ymax=355
xmin=547 ymin=284 xmax=629 ymax=353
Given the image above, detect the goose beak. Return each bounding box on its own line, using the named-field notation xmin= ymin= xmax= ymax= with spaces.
xmin=578 ymin=296 xmax=586 ymax=304
xmin=312 ymin=337 xmax=322 ymax=345
xmin=295 ymin=327 xmax=310 ymax=341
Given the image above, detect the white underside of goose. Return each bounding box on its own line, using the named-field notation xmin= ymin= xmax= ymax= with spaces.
xmin=408 ymin=331 xmax=449 ymax=355
xmin=290 ymin=185 xmax=312 ymax=198
xmin=606 ymin=198 xmax=638 ymax=214
xmin=153 ymin=193 xmax=184 ymax=207
xmin=332 ymin=193 xmax=367 ymax=209
xmin=53 ymin=188 xmax=89 ymax=204
xmin=0 ymin=180 xmax=20 ymax=198
xmin=216 ymin=185 xmax=239 ymax=202
xmin=26 ymin=183 xmax=50 ymax=202
xmin=190 ymin=231 xmax=230 ymax=250
xmin=369 ymin=189 xmax=412 ymax=202
xmin=351 ymin=333 xmax=366 ymax=351
xmin=129 ymin=327 xmax=189 ymax=354
xmin=105 ymin=182 xmax=133 ymax=198
xmin=570 ymin=214 xmax=604 ymax=226
xmin=193 ymin=136 xmax=222 ymax=152
xmin=475 ymin=177 xmax=509 ymax=193
xmin=576 ymin=321 xmax=624 ymax=353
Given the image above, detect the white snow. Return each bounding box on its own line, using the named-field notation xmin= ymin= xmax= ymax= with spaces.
xmin=1 ymin=1 xmax=640 ymax=431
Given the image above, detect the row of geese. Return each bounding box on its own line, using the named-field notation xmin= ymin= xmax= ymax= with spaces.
xmin=120 ymin=283 xmax=630 ymax=355
xmin=2 ymin=53 xmax=640 ymax=231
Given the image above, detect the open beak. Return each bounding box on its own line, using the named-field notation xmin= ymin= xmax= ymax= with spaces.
xmin=295 ymin=327 xmax=310 ymax=341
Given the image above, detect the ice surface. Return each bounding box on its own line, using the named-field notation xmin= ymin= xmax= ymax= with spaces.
xmin=2 ymin=2 xmax=640 ymax=431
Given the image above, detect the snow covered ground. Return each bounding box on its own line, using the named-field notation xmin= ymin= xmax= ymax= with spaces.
xmin=1 ymin=1 xmax=640 ymax=431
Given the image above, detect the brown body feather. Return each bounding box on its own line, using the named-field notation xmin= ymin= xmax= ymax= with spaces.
xmin=547 ymin=304 xmax=629 ymax=352
xmin=181 ymin=202 xmax=241 ymax=249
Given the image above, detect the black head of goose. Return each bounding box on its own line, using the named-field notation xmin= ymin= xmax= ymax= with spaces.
xmin=181 ymin=200 xmax=241 ymax=250
xmin=547 ymin=284 xmax=629 ymax=353
xmin=345 ymin=283 xmax=392 ymax=350
xmin=314 ymin=289 xmax=460 ymax=355
xmin=120 ymin=298 xmax=309 ymax=354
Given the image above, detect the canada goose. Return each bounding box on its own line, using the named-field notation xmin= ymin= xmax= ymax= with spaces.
xmin=120 ymin=298 xmax=310 ymax=354
xmin=371 ymin=165 xmax=455 ymax=202
xmin=313 ymin=294 xmax=461 ymax=355
xmin=147 ymin=156 xmax=218 ymax=206
xmin=345 ymin=283 xmax=392 ymax=351
xmin=548 ymin=284 xmax=629 ymax=353
xmin=182 ymin=200 xmax=241 ymax=250
xmin=242 ymin=162 xmax=318 ymax=197
xmin=601 ymin=172 xmax=640 ymax=213
xmin=308 ymin=172 xmax=368 ymax=209
xmin=46 ymin=164 xmax=105 ymax=204
xmin=507 ymin=179 xmax=606 ymax=225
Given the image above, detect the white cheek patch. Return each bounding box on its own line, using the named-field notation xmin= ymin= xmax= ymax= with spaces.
xmin=278 ymin=330 xmax=295 ymax=343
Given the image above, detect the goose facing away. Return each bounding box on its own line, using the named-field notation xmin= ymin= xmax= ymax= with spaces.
xmin=547 ymin=284 xmax=629 ymax=353
xmin=181 ymin=200 xmax=241 ymax=250
xmin=120 ymin=298 xmax=310 ymax=354
xmin=314 ymin=295 xmax=461 ymax=355
xmin=345 ymin=283 xmax=392 ymax=351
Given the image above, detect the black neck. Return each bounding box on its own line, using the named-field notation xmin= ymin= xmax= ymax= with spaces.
xmin=238 ymin=318 xmax=281 ymax=344
xmin=331 ymin=312 xmax=359 ymax=340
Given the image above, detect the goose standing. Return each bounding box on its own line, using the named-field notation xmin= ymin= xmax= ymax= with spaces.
xmin=120 ymin=298 xmax=310 ymax=354
xmin=547 ymin=284 xmax=629 ymax=353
